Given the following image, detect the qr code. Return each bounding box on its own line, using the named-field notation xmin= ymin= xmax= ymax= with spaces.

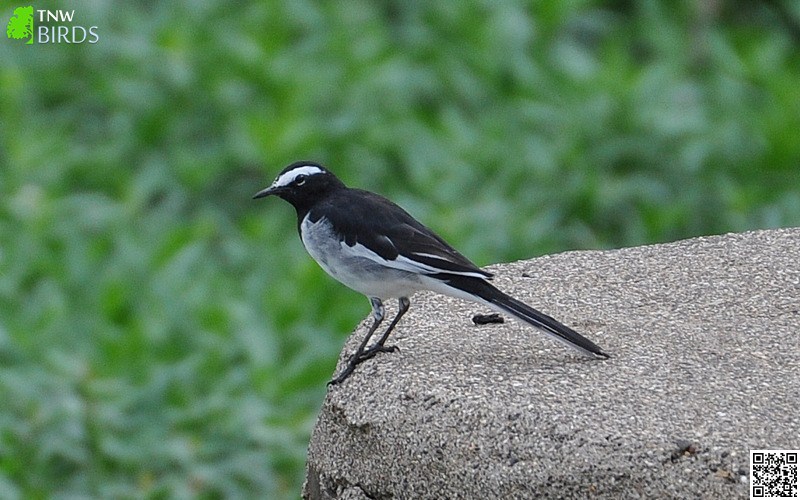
xmin=751 ymin=450 xmax=799 ymax=499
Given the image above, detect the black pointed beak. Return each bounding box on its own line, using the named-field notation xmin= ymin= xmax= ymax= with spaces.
xmin=253 ymin=186 xmax=280 ymax=199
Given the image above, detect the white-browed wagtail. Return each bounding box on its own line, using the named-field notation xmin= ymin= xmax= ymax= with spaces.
xmin=254 ymin=161 xmax=609 ymax=384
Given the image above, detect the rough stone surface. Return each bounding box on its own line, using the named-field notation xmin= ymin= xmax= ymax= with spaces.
xmin=303 ymin=228 xmax=800 ymax=499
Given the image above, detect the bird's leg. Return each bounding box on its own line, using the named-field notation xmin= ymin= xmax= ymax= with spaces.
xmin=328 ymin=297 xmax=384 ymax=385
xmin=359 ymin=297 xmax=410 ymax=361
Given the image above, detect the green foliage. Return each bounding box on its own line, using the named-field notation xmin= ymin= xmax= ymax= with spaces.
xmin=1 ymin=0 xmax=799 ymax=497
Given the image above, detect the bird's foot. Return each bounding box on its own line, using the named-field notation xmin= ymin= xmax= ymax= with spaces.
xmin=327 ymin=362 xmax=357 ymax=386
xmin=359 ymin=343 xmax=399 ymax=361
xmin=327 ymin=345 xmax=399 ymax=386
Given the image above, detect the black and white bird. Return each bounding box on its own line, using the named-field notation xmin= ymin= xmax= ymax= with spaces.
xmin=254 ymin=161 xmax=609 ymax=384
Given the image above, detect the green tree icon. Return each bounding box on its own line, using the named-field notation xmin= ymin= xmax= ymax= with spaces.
xmin=7 ymin=6 xmax=34 ymax=45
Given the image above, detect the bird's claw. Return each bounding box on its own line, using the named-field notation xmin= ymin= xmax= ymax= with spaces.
xmin=360 ymin=344 xmax=399 ymax=360
xmin=327 ymin=345 xmax=400 ymax=386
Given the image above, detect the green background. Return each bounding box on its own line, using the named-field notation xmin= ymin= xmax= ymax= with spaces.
xmin=1 ymin=0 xmax=798 ymax=497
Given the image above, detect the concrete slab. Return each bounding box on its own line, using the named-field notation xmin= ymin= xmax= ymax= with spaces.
xmin=304 ymin=228 xmax=800 ymax=499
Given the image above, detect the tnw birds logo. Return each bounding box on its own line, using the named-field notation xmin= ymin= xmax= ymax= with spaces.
xmin=5 ymin=5 xmax=99 ymax=45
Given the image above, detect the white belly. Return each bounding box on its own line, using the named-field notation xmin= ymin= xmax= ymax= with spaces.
xmin=300 ymin=215 xmax=424 ymax=299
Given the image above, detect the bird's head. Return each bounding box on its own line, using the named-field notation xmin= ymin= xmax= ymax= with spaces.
xmin=253 ymin=161 xmax=345 ymax=211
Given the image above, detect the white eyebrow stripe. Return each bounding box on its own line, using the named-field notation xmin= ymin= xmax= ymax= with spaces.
xmin=273 ymin=165 xmax=325 ymax=188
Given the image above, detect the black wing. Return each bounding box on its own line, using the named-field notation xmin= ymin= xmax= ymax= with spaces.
xmin=310 ymin=188 xmax=493 ymax=279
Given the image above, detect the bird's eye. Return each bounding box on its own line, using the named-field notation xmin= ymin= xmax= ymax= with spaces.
xmin=295 ymin=174 xmax=307 ymax=186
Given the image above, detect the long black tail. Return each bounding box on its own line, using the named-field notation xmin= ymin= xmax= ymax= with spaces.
xmin=437 ymin=275 xmax=609 ymax=359
xmin=489 ymin=291 xmax=609 ymax=358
